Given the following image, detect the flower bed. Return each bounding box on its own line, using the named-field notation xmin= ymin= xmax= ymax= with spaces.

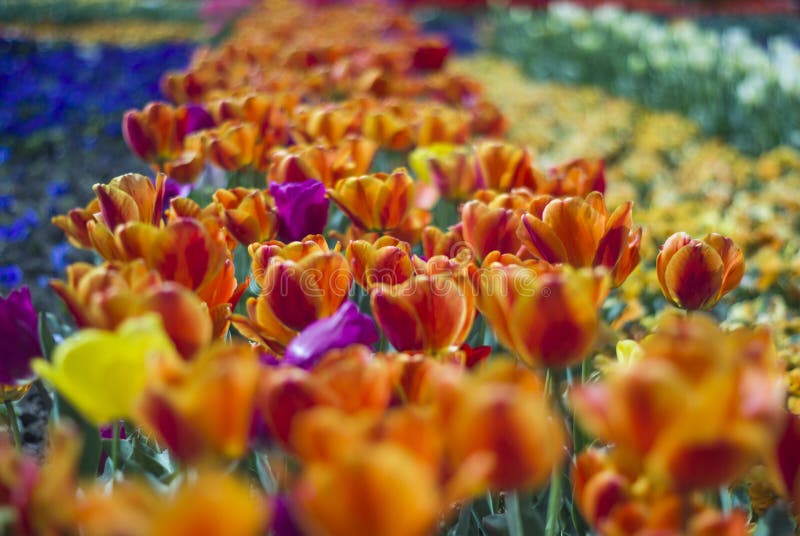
xmin=1 ymin=0 xmax=800 ymax=535
xmin=488 ymin=2 xmax=800 ymax=154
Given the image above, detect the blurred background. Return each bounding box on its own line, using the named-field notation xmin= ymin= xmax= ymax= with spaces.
xmin=1 ymin=0 xmax=799 ymax=309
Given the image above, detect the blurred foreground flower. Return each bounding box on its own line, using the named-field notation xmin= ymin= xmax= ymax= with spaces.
xmin=33 ymin=316 xmax=176 ymax=425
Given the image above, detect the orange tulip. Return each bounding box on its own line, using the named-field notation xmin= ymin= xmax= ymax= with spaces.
xmin=78 ymin=469 xmax=269 ymax=536
xmin=362 ymin=109 xmax=414 ymax=150
xmin=517 ymin=192 xmax=642 ymax=287
xmin=346 ymin=237 xmax=414 ymax=289
xmin=293 ymin=443 xmax=440 ymax=536
xmin=135 ymin=343 xmax=260 ymax=462
xmin=473 ymin=261 xmax=608 ymax=369
xmin=461 ymin=198 xmax=525 ymax=261
xmin=122 ymin=102 xmax=214 ymax=165
xmin=53 ymin=173 xmax=166 ymax=253
xmin=207 ymin=121 xmax=271 ymax=171
xmin=51 ymin=261 xmax=214 ymax=358
xmin=370 ymin=258 xmax=474 ymax=354
xmin=572 ymin=448 xmax=749 ymax=536
xmin=117 ymin=218 xmax=247 ymax=310
xmin=410 ymin=144 xmax=478 ymax=202
xmin=421 ymin=224 xmax=471 ymax=261
xmin=212 ymin=187 xmax=277 ymax=245
xmin=415 ymin=106 xmax=470 ymax=147
xmin=445 ymin=359 xmax=566 ymax=491
xmin=248 ymin=234 xmax=334 ymax=286
xmin=162 ymin=131 xmax=208 ymax=184
xmin=0 ymin=425 xmax=80 ymax=536
xmin=473 ymin=141 xmax=539 ymax=192
xmin=571 ymin=314 xmax=784 ymax=490
xmin=656 ymin=232 xmax=744 ymax=310
xmin=233 ymin=244 xmax=352 ymax=353
xmin=542 ymin=158 xmax=606 ymax=197
xmin=267 ymin=137 xmax=377 ymax=188
xmin=327 ymin=168 xmax=414 ymax=232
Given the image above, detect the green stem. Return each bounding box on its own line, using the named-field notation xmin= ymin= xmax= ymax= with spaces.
xmin=4 ymin=400 xmax=21 ymax=450
xmin=111 ymin=421 xmax=120 ymax=476
xmin=544 ymin=467 xmax=562 ymax=536
xmin=505 ymin=491 xmax=525 ymax=536
xmin=486 ymin=490 xmax=495 ymax=515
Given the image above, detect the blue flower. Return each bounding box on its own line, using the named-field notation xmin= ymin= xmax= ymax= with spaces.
xmin=0 ymin=266 xmax=23 ymax=289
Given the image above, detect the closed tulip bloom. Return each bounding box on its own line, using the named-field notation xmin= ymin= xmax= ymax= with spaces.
xmin=212 ymin=187 xmax=277 ymax=246
xmin=269 ymin=179 xmax=330 ymax=242
xmin=371 ymin=269 xmax=474 ymax=354
xmin=473 ymin=141 xmax=539 ymax=192
xmin=346 ymin=237 xmax=414 ymax=289
xmin=461 ymin=199 xmax=523 ymax=262
xmin=233 ymin=248 xmax=352 ymax=353
xmin=207 ymin=121 xmax=270 ymax=171
xmin=410 ymin=144 xmax=478 ymax=202
xmin=474 ymin=262 xmax=608 ymax=369
xmin=656 ymin=232 xmax=744 ymax=310
xmin=0 ymin=286 xmax=41 ymax=388
xmin=517 ymin=192 xmax=642 ymax=287
xmin=267 ymin=138 xmax=377 ymax=188
xmin=248 ymin=235 xmax=334 ymax=287
xmin=327 ymin=168 xmax=414 ymax=232
xmin=32 ymin=316 xmax=176 ymax=425
xmin=122 ymin=102 xmax=214 ymax=165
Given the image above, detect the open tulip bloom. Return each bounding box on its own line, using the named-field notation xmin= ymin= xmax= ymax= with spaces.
xmin=5 ymin=0 xmax=798 ymax=535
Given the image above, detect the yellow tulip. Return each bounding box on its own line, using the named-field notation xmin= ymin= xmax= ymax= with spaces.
xmin=32 ymin=315 xmax=176 ymax=425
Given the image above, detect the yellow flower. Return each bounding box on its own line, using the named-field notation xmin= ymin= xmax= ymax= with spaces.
xmin=32 ymin=315 xmax=176 ymax=425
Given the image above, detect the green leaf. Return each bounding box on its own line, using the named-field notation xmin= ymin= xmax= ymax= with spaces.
xmin=754 ymin=503 xmax=796 ymax=536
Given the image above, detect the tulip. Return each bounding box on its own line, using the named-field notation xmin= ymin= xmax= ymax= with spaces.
xmin=233 ymin=247 xmax=352 ymax=353
xmin=571 ymin=314 xmax=784 ymax=490
xmin=346 ymin=237 xmax=414 ymax=289
xmin=267 ymin=138 xmax=377 ymax=188
xmin=207 ymin=121 xmax=271 ymax=171
xmin=544 ymin=158 xmax=606 ymax=197
xmin=0 ymin=425 xmax=80 ymax=535
xmin=136 ymin=343 xmax=259 ymax=462
xmin=572 ymin=448 xmax=749 ymax=535
xmin=32 ymin=316 xmax=176 ymax=425
xmin=212 ymin=187 xmax=277 ymax=245
xmin=0 ymin=286 xmax=41 ymax=388
xmin=117 ymin=218 xmax=247 ymax=310
xmin=122 ymin=102 xmax=214 ymax=165
xmin=409 ymin=144 xmax=478 ymax=202
xmin=248 ymin=235 xmax=334 ymax=287
xmin=517 ymin=192 xmax=642 ymax=287
xmin=79 ymin=469 xmax=269 ymax=536
xmin=52 ymin=173 xmax=167 ymax=253
xmin=656 ymin=232 xmax=744 ymax=310
xmin=412 ymin=37 xmax=450 ymax=70
xmin=416 ymin=106 xmax=470 ymax=147
xmin=362 ymin=110 xmax=414 ymax=151
xmin=52 ymin=261 xmax=214 ymax=359
xmin=473 ymin=141 xmax=538 ymax=192
xmin=371 ymin=269 xmax=474 ymax=354
xmin=279 ymin=301 xmax=379 ymax=369
xmin=446 ymin=359 xmax=566 ymax=491
xmin=473 ymin=263 xmax=608 ymax=368
xmin=327 ymin=169 xmax=414 ymax=232
xmin=293 ymin=444 xmax=440 ymax=536
xmin=461 ymin=198 xmax=523 ymax=261
xmin=269 ymin=179 xmax=330 ymax=242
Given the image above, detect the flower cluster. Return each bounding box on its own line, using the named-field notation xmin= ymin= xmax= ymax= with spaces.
xmin=2 ymin=0 xmax=799 ymax=535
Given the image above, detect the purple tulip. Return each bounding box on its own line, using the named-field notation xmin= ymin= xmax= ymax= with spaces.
xmin=182 ymin=104 xmax=216 ymax=136
xmin=0 ymin=287 xmax=41 ymax=385
xmin=269 ymin=179 xmax=329 ymax=242
xmin=263 ymin=301 xmax=379 ymax=370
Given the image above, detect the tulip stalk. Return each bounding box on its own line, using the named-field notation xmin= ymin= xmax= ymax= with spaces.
xmin=111 ymin=421 xmax=121 ymax=477
xmin=505 ymin=491 xmax=525 ymax=536
xmin=4 ymin=400 xmax=21 ymax=450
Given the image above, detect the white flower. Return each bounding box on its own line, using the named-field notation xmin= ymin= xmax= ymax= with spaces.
xmin=737 ymin=75 xmax=769 ymax=106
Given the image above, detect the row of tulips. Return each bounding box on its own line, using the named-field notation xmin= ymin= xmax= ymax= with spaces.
xmin=2 ymin=0 xmax=799 ymax=535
